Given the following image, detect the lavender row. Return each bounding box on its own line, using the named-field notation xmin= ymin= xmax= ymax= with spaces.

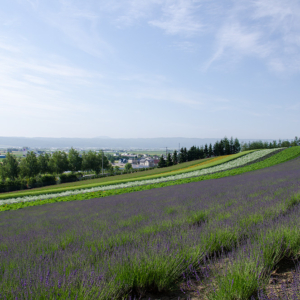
xmin=0 ymin=157 xmax=300 ymax=299
xmin=181 ymin=198 xmax=300 ymax=300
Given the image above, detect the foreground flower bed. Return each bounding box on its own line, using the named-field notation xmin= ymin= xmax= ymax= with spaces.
xmin=1 ymin=156 xmax=300 ymax=299
xmin=0 ymin=148 xmax=282 ymax=208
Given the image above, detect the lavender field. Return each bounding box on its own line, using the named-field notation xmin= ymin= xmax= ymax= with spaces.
xmin=1 ymin=157 xmax=300 ymax=299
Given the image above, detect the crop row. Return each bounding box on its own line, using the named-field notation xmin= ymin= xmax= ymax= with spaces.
xmin=181 ymin=194 xmax=300 ymax=300
xmin=1 ymin=155 xmax=300 ymax=299
xmin=0 ymin=149 xmax=281 ymax=208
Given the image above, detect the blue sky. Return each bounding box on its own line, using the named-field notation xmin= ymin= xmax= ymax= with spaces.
xmin=1 ymin=0 xmax=299 ymax=139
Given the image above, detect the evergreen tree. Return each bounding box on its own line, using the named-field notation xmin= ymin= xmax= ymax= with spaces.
xmin=234 ymin=138 xmax=241 ymax=153
xmin=223 ymin=137 xmax=231 ymax=155
xmin=208 ymin=143 xmax=213 ymax=157
xmin=188 ymin=146 xmax=197 ymax=161
xmin=158 ymin=155 xmax=167 ymax=168
xmin=204 ymin=144 xmax=208 ymax=157
xmin=201 ymin=147 xmax=204 ymax=159
xmin=213 ymin=142 xmax=219 ymax=156
xmin=172 ymin=150 xmax=178 ymax=165
xmin=183 ymin=147 xmax=188 ymax=162
xmin=229 ymin=137 xmax=234 ymax=154
xmin=195 ymin=147 xmax=201 ymax=159
xmin=219 ymin=140 xmax=225 ymax=155
xmin=281 ymin=140 xmax=291 ymax=147
xmin=166 ymin=153 xmax=173 ymax=167
xmin=179 ymin=148 xmax=185 ymax=163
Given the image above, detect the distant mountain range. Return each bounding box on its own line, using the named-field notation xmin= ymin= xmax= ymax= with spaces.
xmin=0 ymin=136 xmax=275 ymax=149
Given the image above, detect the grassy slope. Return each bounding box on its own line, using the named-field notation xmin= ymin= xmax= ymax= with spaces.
xmin=0 ymin=157 xmax=213 ymax=198
xmin=2 ymin=148 xmax=296 ymax=212
xmin=0 ymin=152 xmax=253 ymax=200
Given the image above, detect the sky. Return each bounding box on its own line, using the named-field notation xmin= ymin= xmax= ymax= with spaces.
xmin=0 ymin=0 xmax=300 ymax=139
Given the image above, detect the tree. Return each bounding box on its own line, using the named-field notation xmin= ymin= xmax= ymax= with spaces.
xmin=0 ymin=163 xmax=5 ymax=181
xmin=172 ymin=150 xmax=178 ymax=165
xmin=68 ymin=148 xmax=82 ymax=173
xmin=223 ymin=137 xmax=231 ymax=155
xmin=213 ymin=142 xmax=219 ymax=156
xmin=106 ymin=154 xmax=116 ymax=164
xmin=199 ymin=146 xmax=205 ymax=159
xmin=1 ymin=152 xmax=19 ymax=180
xmin=124 ymin=163 xmax=133 ymax=172
xmin=166 ymin=153 xmax=173 ymax=167
xmin=49 ymin=151 xmax=69 ymax=174
xmin=229 ymin=137 xmax=234 ymax=154
xmin=158 ymin=155 xmax=167 ymax=168
xmin=281 ymin=140 xmax=291 ymax=147
xmin=204 ymin=144 xmax=208 ymax=158
xmin=179 ymin=148 xmax=185 ymax=163
xmin=38 ymin=153 xmax=51 ymax=174
xmin=19 ymin=151 xmax=39 ymax=178
xmin=97 ymin=152 xmax=110 ymax=174
xmin=208 ymin=144 xmax=213 ymax=157
xmin=188 ymin=146 xmax=197 ymax=161
xmin=234 ymin=138 xmax=240 ymax=153
xmin=82 ymin=151 xmax=109 ymax=175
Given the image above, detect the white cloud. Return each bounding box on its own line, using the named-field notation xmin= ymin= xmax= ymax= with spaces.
xmin=202 ymin=0 xmax=300 ymax=73
xmin=149 ymin=0 xmax=203 ymax=36
xmin=205 ymin=22 xmax=271 ymax=69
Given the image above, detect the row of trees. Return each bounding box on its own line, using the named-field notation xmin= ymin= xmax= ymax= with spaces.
xmin=158 ymin=137 xmax=241 ymax=168
xmin=241 ymin=137 xmax=300 ymax=151
xmin=0 ymin=148 xmax=110 ymax=181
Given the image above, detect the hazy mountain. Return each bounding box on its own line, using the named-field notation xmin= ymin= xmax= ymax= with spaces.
xmin=0 ymin=136 xmax=274 ymax=149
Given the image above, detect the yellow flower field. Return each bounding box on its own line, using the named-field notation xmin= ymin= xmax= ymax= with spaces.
xmin=163 ymin=155 xmax=231 ymax=175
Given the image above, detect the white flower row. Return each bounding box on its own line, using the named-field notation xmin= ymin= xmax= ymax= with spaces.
xmin=1 ymin=149 xmax=281 ymax=206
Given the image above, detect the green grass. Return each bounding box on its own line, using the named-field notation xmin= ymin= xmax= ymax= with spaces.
xmin=0 ymin=157 xmax=214 ymax=198
xmin=1 ymin=156 xmax=300 ymax=299
xmin=0 ymin=151 xmax=255 ymax=200
xmin=1 ymin=147 xmax=299 ymax=212
xmin=208 ymin=196 xmax=300 ymax=300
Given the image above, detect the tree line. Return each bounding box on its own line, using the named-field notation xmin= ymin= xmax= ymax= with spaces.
xmin=241 ymin=137 xmax=300 ymax=151
xmin=0 ymin=148 xmax=110 ymax=182
xmin=158 ymin=137 xmax=241 ymax=168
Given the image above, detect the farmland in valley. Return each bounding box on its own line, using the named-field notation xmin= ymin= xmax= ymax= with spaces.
xmin=1 ymin=147 xmax=300 ymax=299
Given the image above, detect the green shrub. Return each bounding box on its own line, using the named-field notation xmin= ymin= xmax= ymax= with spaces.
xmin=26 ymin=177 xmax=37 ymax=189
xmin=39 ymin=175 xmax=57 ymax=186
xmin=60 ymin=173 xmax=79 ymax=184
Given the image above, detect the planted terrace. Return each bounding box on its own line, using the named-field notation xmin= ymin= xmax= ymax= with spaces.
xmin=1 ymin=151 xmax=300 ymax=299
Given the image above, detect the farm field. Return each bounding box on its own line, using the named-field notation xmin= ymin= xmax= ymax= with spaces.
xmin=0 ymin=147 xmax=291 ymax=210
xmin=0 ymin=149 xmax=268 ymax=202
xmin=0 ymin=157 xmax=216 ymax=198
xmin=1 ymin=154 xmax=300 ymax=299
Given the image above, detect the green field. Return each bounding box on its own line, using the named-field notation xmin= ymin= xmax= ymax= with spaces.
xmin=0 ymin=157 xmax=215 ymax=199
xmin=2 ymin=148 xmax=297 ymax=212
xmin=0 ymin=151 xmax=254 ymax=200
xmin=1 ymin=147 xmax=300 ymax=299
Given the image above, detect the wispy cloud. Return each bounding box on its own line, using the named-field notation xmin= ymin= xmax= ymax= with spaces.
xmin=205 ymin=22 xmax=271 ymax=70
xmin=205 ymin=0 xmax=300 ymax=73
xmin=0 ymin=38 xmax=100 ymax=119
xmin=149 ymin=0 xmax=203 ymax=36
xmin=23 ymin=0 xmax=114 ymax=58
